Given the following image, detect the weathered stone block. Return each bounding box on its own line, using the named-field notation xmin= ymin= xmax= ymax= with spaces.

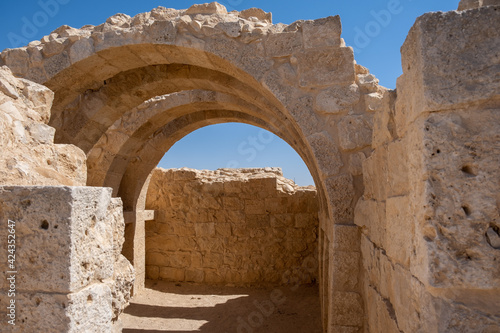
xmin=159 ymin=267 xmax=185 ymax=281
xmin=386 ymin=196 xmax=413 ymax=268
xmin=332 ymin=224 xmax=360 ymax=252
xmin=0 ymin=186 xmax=115 ymax=293
xmin=399 ymin=7 xmax=500 ymax=120
xmin=329 ymin=291 xmax=363 ymax=327
xmin=387 ymin=138 xmax=409 ymax=197
xmin=325 ymin=174 xmax=355 ymax=223
xmin=362 ymin=145 xmax=387 ymax=201
xmin=354 ymin=199 xmax=386 ymax=249
xmin=185 ymin=2 xmax=228 ymax=15
xmin=337 ymin=114 xmax=373 ymax=151
xmin=307 ymin=132 xmax=343 ymax=177
xmin=297 ymin=47 xmax=355 ymax=87
xmin=409 ymin=110 xmax=500 ymax=290
xmin=185 ymin=269 xmax=204 ymax=283
xmin=265 ymin=31 xmax=303 ymax=57
xmin=302 ymin=16 xmax=342 ymax=49
xmin=0 ymin=284 xmax=113 ymax=333
xmin=330 ymin=251 xmax=360 ymax=291
xmin=315 ymin=84 xmax=360 ymax=114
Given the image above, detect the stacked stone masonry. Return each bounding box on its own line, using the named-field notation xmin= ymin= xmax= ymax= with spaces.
xmin=0 ymin=0 xmax=499 ymax=332
xmin=355 ymin=2 xmax=500 ymax=332
xmin=145 ymin=167 xmax=319 ymax=285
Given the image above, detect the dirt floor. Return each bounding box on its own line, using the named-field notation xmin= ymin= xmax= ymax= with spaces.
xmin=121 ymin=280 xmax=322 ymax=333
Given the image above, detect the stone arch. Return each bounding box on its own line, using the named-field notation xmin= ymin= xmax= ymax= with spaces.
xmin=0 ymin=3 xmax=383 ymax=330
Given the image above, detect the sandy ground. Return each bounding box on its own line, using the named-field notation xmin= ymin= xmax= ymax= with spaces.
xmin=121 ymin=280 xmax=322 ymax=333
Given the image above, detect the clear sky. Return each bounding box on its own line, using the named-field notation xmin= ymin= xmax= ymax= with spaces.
xmin=0 ymin=0 xmax=459 ymax=186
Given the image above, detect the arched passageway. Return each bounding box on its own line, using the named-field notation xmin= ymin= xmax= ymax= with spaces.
xmin=1 ymin=4 xmax=382 ymax=330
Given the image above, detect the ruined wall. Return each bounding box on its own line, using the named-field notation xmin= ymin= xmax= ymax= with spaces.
xmin=356 ymin=4 xmax=500 ymax=332
xmin=0 ymin=66 xmax=86 ymax=186
xmin=145 ymin=167 xmax=319 ymax=285
xmin=0 ymin=187 xmax=134 ymax=332
xmin=0 ymin=64 xmax=134 ymax=331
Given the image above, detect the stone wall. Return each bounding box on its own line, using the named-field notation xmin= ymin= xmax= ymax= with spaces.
xmin=0 ymin=66 xmax=86 ymax=186
xmin=356 ymin=4 xmax=500 ymax=332
xmin=0 ymin=187 xmax=134 ymax=332
xmin=145 ymin=167 xmax=319 ymax=285
xmin=0 ymin=61 xmax=134 ymax=331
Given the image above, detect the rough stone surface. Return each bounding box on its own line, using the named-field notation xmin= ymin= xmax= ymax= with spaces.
xmin=0 ymin=186 xmax=134 ymax=331
xmin=398 ymin=7 xmax=500 ymax=123
xmin=145 ymin=168 xmax=319 ymax=285
xmin=0 ymin=66 xmax=86 ymax=186
xmin=315 ymin=84 xmax=360 ymax=114
xmin=337 ymin=114 xmax=373 ymax=151
xmin=0 ymin=284 xmax=113 ymax=333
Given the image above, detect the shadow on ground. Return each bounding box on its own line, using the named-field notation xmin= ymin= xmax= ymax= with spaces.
xmin=121 ymin=280 xmax=322 ymax=333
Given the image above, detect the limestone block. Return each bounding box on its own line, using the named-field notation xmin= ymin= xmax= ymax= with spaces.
xmin=399 ymin=7 xmax=500 ymax=120
xmin=0 ymin=66 xmax=20 ymax=99
xmin=215 ymin=21 xmax=243 ymax=38
xmin=385 ymin=196 xmax=413 ymax=268
xmin=386 ymin=265 xmax=421 ymax=333
xmin=372 ymin=90 xmax=397 ymax=149
xmin=141 ymin=20 xmax=177 ymax=45
xmin=387 ymin=138 xmax=409 ymax=197
xmin=329 ymin=291 xmax=363 ymax=327
xmin=325 ymin=174 xmax=355 ymax=223
xmin=356 ymin=74 xmax=379 ymax=93
xmin=315 ymin=84 xmax=360 ymax=114
xmin=409 ymin=109 xmax=500 ymax=290
xmin=362 ymin=145 xmax=387 ymax=201
xmin=194 ymin=222 xmax=216 ymax=237
xmin=106 ymin=13 xmax=131 ymax=28
xmin=160 ymin=267 xmax=185 ymax=281
xmin=265 ymin=31 xmax=303 ymax=58
xmin=0 ymin=186 xmax=115 ymax=293
xmin=458 ymin=0 xmax=483 ymax=10
xmin=297 ymin=47 xmax=355 ymax=87
xmin=18 ymin=78 xmax=54 ymax=123
xmin=330 ymin=251 xmax=360 ymax=291
xmin=0 ymin=284 xmax=113 ymax=333
xmin=185 ymin=2 xmax=228 ymax=15
xmin=348 ymin=152 xmax=366 ymax=176
xmin=365 ymin=286 xmax=400 ymax=333
xmin=26 ymin=123 xmax=55 ymax=144
xmin=69 ymin=38 xmax=95 ymax=64
xmin=185 ymin=269 xmax=204 ymax=283
xmin=42 ymin=37 xmax=69 ymax=58
xmin=307 ymin=132 xmax=343 ymax=177
xmin=332 ymin=224 xmax=360 ymax=252
xmin=287 ymin=95 xmax=321 ymax=137
xmin=337 ymin=114 xmax=373 ymax=151
xmin=354 ymin=199 xmax=386 ymax=248
xmin=302 ymin=16 xmax=342 ymax=49
xmin=264 ymin=197 xmax=287 ymax=214
xmin=239 ymin=8 xmax=272 ymax=23
xmin=458 ymin=0 xmax=499 ymax=10
xmin=364 ymin=92 xmax=386 ymax=113
xmin=106 ymin=254 xmax=134 ymax=319
xmin=1 ymin=48 xmax=30 ymax=78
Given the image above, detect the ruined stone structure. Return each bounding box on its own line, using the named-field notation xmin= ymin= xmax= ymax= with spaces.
xmin=0 ymin=0 xmax=499 ymax=331
xmin=145 ymin=167 xmax=318 ymax=285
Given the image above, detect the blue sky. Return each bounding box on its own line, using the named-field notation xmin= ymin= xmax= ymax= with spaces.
xmin=0 ymin=0 xmax=459 ymax=185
